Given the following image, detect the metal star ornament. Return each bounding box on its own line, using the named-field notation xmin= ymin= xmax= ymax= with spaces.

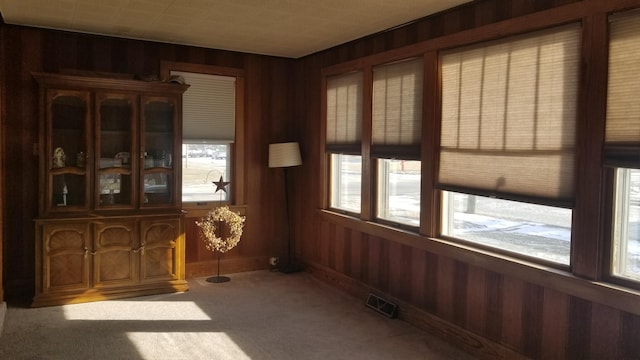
xmin=212 ymin=176 xmax=230 ymax=193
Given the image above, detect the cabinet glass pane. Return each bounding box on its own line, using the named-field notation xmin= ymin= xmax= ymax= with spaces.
xmin=52 ymin=174 xmax=85 ymax=208
xmin=50 ymin=94 xmax=88 ymax=211
xmin=143 ymin=174 xmax=173 ymax=205
xmin=99 ymin=98 xmax=132 ymax=169
xmin=98 ymin=173 xmax=132 ymax=206
xmin=51 ymin=95 xmax=86 ymax=168
xmin=144 ymin=101 xmax=174 ymax=169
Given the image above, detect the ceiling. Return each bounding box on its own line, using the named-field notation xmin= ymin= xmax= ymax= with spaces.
xmin=0 ymin=0 xmax=470 ymax=58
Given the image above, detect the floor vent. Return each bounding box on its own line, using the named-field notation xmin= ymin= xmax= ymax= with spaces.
xmin=366 ymin=293 xmax=398 ymax=318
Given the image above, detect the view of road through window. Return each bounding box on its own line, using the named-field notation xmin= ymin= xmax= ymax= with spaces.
xmin=182 ymin=144 xmax=229 ymax=202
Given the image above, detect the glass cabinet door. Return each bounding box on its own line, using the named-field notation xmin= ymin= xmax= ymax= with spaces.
xmin=96 ymin=93 xmax=136 ymax=209
xmin=47 ymin=90 xmax=90 ymax=213
xmin=141 ymin=96 xmax=177 ymax=208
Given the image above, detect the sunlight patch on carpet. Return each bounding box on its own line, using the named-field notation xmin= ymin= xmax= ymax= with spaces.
xmin=126 ymin=332 xmax=251 ymax=359
xmin=62 ymin=301 xmax=211 ymax=320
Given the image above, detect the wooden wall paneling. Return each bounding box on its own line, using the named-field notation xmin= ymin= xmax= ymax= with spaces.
xmin=484 ymin=270 xmax=503 ymax=343
xmin=465 ymin=265 xmax=487 ymax=336
xmin=452 ymin=260 xmax=468 ymax=327
xmin=348 ymin=230 xmax=362 ymax=280
xmin=424 ymin=251 xmax=439 ymax=314
xmin=521 ymin=283 xmax=544 ymax=359
xmin=567 ymin=296 xmax=592 ymax=359
xmin=474 ymin=0 xmax=500 ymax=26
xmin=338 ymin=227 xmax=350 ymax=275
xmin=410 ymin=247 xmax=427 ymax=307
xmin=366 ymin=235 xmax=382 ymax=290
xmin=359 ymin=233 xmax=370 ymax=284
xmin=388 ymin=242 xmax=412 ymax=301
xmin=620 ymin=312 xmax=640 ymax=358
xmin=184 ymin=219 xmax=200 ymax=263
xmin=319 ymin=219 xmax=331 ymax=266
xmin=327 ymin=222 xmax=338 ymax=270
xmin=589 ymin=303 xmax=621 ymax=359
xmin=500 ymin=276 xmax=524 ymax=351
xmin=3 ymin=27 xmax=42 ymax=296
xmin=436 ymin=255 xmax=455 ymax=322
xmin=541 ymin=287 xmax=569 ymax=359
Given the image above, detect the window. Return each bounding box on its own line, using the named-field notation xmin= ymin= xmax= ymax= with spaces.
xmin=377 ymin=159 xmax=421 ymax=226
xmin=606 ymin=12 xmax=640 ymax=283
xmin=326 ymin=71 xmax=363 ymax=214
xmin=330 ymin=154 xmax=361 ymax=213
xmin=438 ymin=24 xmax=580 ymax=264
xmin=372 ymin=58 xmax=423 ymax=227
xmin=172 ymin=70 xmax=237 ymax=203
xmin=611 ymin=168 xmax=640 ymax=281
xmin=442 ymin=191 xmax=572 ymax=264
xmin=182 ymin=143 xmax=230 ymax=202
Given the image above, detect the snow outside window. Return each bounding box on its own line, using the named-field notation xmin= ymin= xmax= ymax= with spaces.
xmin=330 ymin=154 xmax=361 ymax=214
xmin=377 ymin=159 xmax=420 ymax=227
xmin=442 ymin=191 xmax=572 ymax=265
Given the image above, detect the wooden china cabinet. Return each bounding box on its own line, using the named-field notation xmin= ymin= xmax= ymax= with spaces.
xmin=32 ymin=72 xmax=189 ymax=307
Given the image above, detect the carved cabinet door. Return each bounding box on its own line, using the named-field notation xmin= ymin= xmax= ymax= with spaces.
xmin=40 ymin=222 xmax=91 ymax=294
xmin=92 ymin=220 xmax=138 ymax=288
xmin=139 ymin=217 xmax=183 ymax=282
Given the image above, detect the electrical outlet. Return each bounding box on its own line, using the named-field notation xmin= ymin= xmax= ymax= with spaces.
xmin=269 ymin=257 xmax=279 ymax=266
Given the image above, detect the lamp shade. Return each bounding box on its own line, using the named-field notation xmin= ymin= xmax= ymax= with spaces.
xmin=269 ymin=142 xmax=302 ymax=168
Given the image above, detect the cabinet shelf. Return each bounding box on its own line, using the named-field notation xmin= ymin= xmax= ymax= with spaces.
xmin=99 ymin=167 xmax=133 ymax=175
xmin=50 ymin=167 xmax=86 ymax=175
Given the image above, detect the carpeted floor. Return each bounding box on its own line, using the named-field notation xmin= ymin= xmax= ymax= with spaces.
xmin=0 ymin=270 xmax=475 ymax=359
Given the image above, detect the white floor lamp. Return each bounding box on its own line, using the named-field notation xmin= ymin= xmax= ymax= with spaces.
xmin=268 ymin=142 xmax=302 ymax=273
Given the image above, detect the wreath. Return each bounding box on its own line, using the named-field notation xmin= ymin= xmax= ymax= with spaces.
xmin=196 ymin=206 xmax=245 ymax=253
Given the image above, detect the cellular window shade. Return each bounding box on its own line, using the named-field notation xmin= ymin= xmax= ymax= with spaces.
xmin=372 ymin=57 xmax=423 ymax=159
xmin=438 ymin=24 xmax=580 ymax=206
xmin=326 ymin=71 xmax=363 ymax=153
xmin=172 ymin=71 xmax=236 ymax=143
xmin=605 ymin=11 xmax=640 ymax=168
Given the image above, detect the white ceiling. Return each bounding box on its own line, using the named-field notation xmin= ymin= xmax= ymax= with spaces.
xmin=0 ymin=0 xmax=470 ymax=58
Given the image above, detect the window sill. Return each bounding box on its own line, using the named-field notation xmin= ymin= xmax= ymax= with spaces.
xmin=318 ymin=209 xmax=640 ymax=316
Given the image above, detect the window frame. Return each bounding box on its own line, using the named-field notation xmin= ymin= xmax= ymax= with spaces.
xmin=161 ymin=61 xmax=246 ymax=209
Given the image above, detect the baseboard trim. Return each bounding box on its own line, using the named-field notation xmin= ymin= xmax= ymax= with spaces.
xmin=305 ymin=262 xmax=526 ymax=360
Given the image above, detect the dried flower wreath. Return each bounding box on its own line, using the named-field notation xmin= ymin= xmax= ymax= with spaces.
xmin=196 ymin=206 xmax=245 ymax=253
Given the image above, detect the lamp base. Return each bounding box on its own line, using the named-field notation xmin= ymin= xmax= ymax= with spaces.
xmin=206 ymin=276 xmax=230 ymax=283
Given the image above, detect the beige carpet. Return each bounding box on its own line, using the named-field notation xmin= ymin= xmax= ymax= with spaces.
xmin=0 ymin=270 xmax=475 ymax=360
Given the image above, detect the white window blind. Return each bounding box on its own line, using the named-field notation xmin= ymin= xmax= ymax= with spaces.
xmin=438 ymin=24 xmax=580 ymax=206
xmin=606 ymin=11 xmax=640 ymax=168
xmin=326 ymin=71 xmax=363 ymax=153
xmin=172 ymin=71 xmax=236 ymax=143
xmin=372 ymin=57 xmax=423 ymax=158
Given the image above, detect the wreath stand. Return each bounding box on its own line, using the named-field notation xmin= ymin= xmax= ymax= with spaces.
xmin=207 ymin=252 xmax=229 ymax=283
xmin=196 ymin=176 xmax=245 ymax=284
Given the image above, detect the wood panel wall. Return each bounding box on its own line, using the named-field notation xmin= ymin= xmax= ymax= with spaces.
xmin=0 ymin=25 xmax=295 ymax=297
xmin=292 ymin=0 xmax=640 ymax=358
